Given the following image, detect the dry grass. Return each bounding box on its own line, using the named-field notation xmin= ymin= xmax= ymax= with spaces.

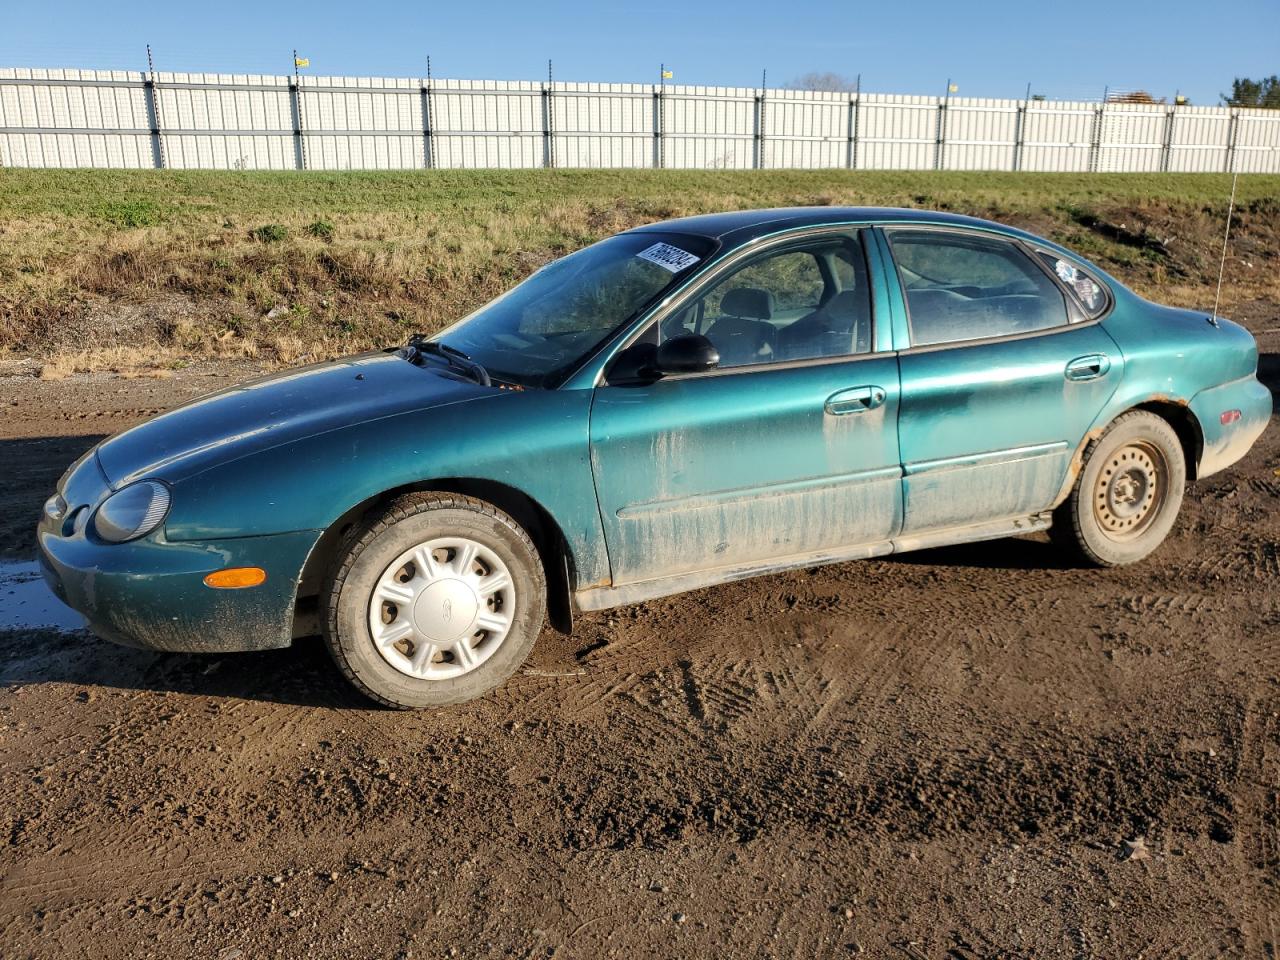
xmin=1 ymin=170 xmax=1277 ymax=370
xmin=36 ymin=346 xmax=179 ymax=381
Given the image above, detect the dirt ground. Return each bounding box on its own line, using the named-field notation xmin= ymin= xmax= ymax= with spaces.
xmin=1 ymin=298 xmax=1278 ymax=960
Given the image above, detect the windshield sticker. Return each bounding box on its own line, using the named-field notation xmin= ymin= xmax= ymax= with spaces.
xmin=636 ymin=242 xmax=700 ymax=273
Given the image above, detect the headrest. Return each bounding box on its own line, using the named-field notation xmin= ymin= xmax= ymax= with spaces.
xmin=721 ymin=287 xmax=774 ymax=320
xmin=821 ymin=290 xmax=862 ymax=317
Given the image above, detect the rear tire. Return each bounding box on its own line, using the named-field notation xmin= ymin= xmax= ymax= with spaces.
xmin=1052 ymin=410 xmax=1186 ymax=567
xmin=324 ymin=492 xmax=546 ymax=708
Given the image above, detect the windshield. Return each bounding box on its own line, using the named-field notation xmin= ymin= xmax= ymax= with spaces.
xmin=432 ymin=231 xmax=714 ymax=387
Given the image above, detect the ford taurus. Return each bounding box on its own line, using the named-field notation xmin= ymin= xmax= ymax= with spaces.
xmin=38 ymin=208 xmax=1271 ymax=707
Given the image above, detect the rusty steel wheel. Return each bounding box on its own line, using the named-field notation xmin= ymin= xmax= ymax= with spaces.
xmin=1090 ymin=439 xmax=1169 ymax=542
xmin=1053 ymin=410 xmax=1186 ymax=567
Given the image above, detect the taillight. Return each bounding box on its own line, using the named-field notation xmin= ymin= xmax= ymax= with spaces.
xmin=1220 ymin=409 xmax=1242 ymax=425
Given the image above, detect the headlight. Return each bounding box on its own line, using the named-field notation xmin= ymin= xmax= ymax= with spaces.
xmin=44 ymin=493 xmax=68 ymax=522
xmin=92 ymin=480 xmax=171 ymax=543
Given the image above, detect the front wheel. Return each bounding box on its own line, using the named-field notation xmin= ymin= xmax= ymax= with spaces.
xmin=1052 ymin=410 xmax=1186 ymax=567
xmin=324 ymin=492 xmax=546 ymax=708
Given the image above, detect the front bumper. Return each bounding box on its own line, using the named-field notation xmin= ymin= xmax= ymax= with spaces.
xmin=1190 ymin=374 xmax=1272 ymax=479
xmin=37 ymin=452 xmax=322 ymax=653
xmin=38 ymin=526 xmax=321 ymax=653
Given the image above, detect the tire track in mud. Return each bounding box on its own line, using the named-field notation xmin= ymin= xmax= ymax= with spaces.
xmin=1237 ymin=702 xmax=1280 ymax=957
xmin=0 ymin=848 xmax=257 ymax=911
xmin=1188 ymin=540 xmax=1280 ymax=582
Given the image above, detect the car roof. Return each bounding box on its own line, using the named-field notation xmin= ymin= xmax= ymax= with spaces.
xmin=627 ymin=206 xmax=1049 ymax=249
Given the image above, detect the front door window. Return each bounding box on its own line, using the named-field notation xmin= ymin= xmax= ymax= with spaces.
xmin=660 ymin=235 xmax=873 ymax=367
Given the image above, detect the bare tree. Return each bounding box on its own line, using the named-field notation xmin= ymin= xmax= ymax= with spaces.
xmin=787 ymin=72 xmax=859 ymax=93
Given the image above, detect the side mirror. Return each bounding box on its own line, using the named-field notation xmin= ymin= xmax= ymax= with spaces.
xmin=652 ymin=334 xmax=720 ymax=376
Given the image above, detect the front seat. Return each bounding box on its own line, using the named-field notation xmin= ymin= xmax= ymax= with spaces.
xmin=776 ymin=290 xmax=870 ymax=360
xmin=705 ymin=288 xmax=777 ymax=367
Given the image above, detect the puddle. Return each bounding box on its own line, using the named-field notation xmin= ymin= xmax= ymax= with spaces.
xmin=0 ymin=560 xmax=88 ymax=632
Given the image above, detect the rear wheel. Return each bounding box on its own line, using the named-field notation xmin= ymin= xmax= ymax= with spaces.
xmin=1053 ymin=410 xmax=1186 ymax=566
xmin=324 ymin=492 xmax=546 ymax=708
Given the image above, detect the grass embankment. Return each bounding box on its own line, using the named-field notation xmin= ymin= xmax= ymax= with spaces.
xmin=0 ymin=169 xmax=1276 ymax=376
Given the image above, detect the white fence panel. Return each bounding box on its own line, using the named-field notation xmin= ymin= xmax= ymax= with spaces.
xmin=553 ymin=84 xmax=654 ymax=169
xmin=302 ymin=75 xmax=422 ymax=170
xmin=1168 ymin=107 xmax=1231 ymax=173
xmin=3 ymin=66 xmax=1279 ymax=173
xmin=857 ymin=96 xmax=936 ymax=170
xmin=156 ymin=72 xmax=296 ymax=169
xmin=0 ymin=68 xmax=155 ymax=167
xmin=1096 ymin=104 xmax=1166 ymax=172
xmin=761 ymin=91 xmax=848 ymax=169
xmin=942 ymin=100 xmax=1018 ymax=171
xmin=430 ymin=80 xmax=542 ymax=169
xmin=1018 ymin=103 xmax=1094 ymax=172
xmin=663 ymin=87 xmax=755 ymax=170
xmin=1234 ymin=110 xmax=1280 ymax=173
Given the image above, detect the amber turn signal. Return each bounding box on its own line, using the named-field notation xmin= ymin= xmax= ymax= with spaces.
xmin=203 ymin=567 xmax=267 ymax=589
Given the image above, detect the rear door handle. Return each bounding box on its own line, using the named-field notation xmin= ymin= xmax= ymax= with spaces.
xmin=1065 ymin=354 xmax=1111 ymax=382
xmin=825 ymin=385 xmax=887 ymax=416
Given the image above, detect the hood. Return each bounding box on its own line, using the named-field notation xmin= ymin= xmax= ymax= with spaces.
xmin=96 ymin=352 xmax=489 ymax=486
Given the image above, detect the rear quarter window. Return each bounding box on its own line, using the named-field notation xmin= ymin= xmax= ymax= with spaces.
xmin=1036 ymin=251 xmax=1109 ymax=318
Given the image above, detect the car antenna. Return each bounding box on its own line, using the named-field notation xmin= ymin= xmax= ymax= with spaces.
xmin=1208 ymin=170 xmax=1240 ymax=328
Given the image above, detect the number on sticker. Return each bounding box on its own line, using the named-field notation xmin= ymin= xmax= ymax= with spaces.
xmin=636 ymin=242 xmax=700 ymax=273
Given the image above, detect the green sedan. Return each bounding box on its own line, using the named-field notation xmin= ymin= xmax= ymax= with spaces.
xmin=38 ymin=208 xmax=1271 ymax=707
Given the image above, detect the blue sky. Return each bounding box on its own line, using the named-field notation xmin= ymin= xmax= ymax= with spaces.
xmin=5 ymin=0 xmax=1276 ymax=104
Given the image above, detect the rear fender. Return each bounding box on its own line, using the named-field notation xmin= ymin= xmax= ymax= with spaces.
xmin=1051 ymin=392 xmax=1204 ymax=507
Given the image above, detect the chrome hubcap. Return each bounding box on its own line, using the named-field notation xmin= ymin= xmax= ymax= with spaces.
xmin=368 ymin=537 xmax=515 ymax=680
xmin=1092 ymin=441 xmax=1166 ymax=541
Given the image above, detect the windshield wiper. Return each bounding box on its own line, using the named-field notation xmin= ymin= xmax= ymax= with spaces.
xmin=403 ymin=335 xmax=491 ymax=387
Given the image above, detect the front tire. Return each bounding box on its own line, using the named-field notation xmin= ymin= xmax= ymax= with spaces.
xmin=1053 ymin=410 xmax=1186 ymax=566
xmin=324 ymin=492 xmax=546 ymax=708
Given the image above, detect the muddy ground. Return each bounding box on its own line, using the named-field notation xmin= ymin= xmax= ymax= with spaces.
xmin=1 ymin=299 xmax=1278 ymax=960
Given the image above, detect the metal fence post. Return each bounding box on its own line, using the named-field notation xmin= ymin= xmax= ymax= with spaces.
xmin=754 ymin=92 xmax=764 ymax=169
xmin=421 ymin=82 xmax=434 ymax=169
xmin=144 ymin=45 xmax=166 ymax=169
xmin=423 ymin=57 xmax=437 ymax=170
xmin=1160 ymin=105 xmax=1176 ymax=173
xmin=934 ymin=90 xmax=948 ymax=170
xmin=653 ymin=85 xmax=664 ymax=169
xmin=846 ymin=96 xmax=859 ymax=169
xmin=1225 ymin=111 xmax=1239 ymax=173
xmin=1012 ymin=101 xmax=1027 ymax=172
xmin=289 ymin=79 xmax=306 ymax=170
xmin=1088 ymin=102 xmax=1104 ymax=172
xmin=541 ymin=84 xmax=552 ymax=168
xmin=289 ymin=52 xmax=307 ymax=171
xmin=543 ymin=60 xmax=556 ymax=169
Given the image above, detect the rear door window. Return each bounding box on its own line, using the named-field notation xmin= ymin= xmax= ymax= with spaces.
xmin=885 ymin=229 xmax=1070 ymax=348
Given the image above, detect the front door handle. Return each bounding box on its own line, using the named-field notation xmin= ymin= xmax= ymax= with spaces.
xmin=1065 ymin=354 xmax=1111 ymax=382
xmin=825 ymin=385 xmax=887 ymax=416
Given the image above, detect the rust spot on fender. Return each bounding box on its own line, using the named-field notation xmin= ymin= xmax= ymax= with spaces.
xmin=1053 ymin=424 xmax=1107 ymax=508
